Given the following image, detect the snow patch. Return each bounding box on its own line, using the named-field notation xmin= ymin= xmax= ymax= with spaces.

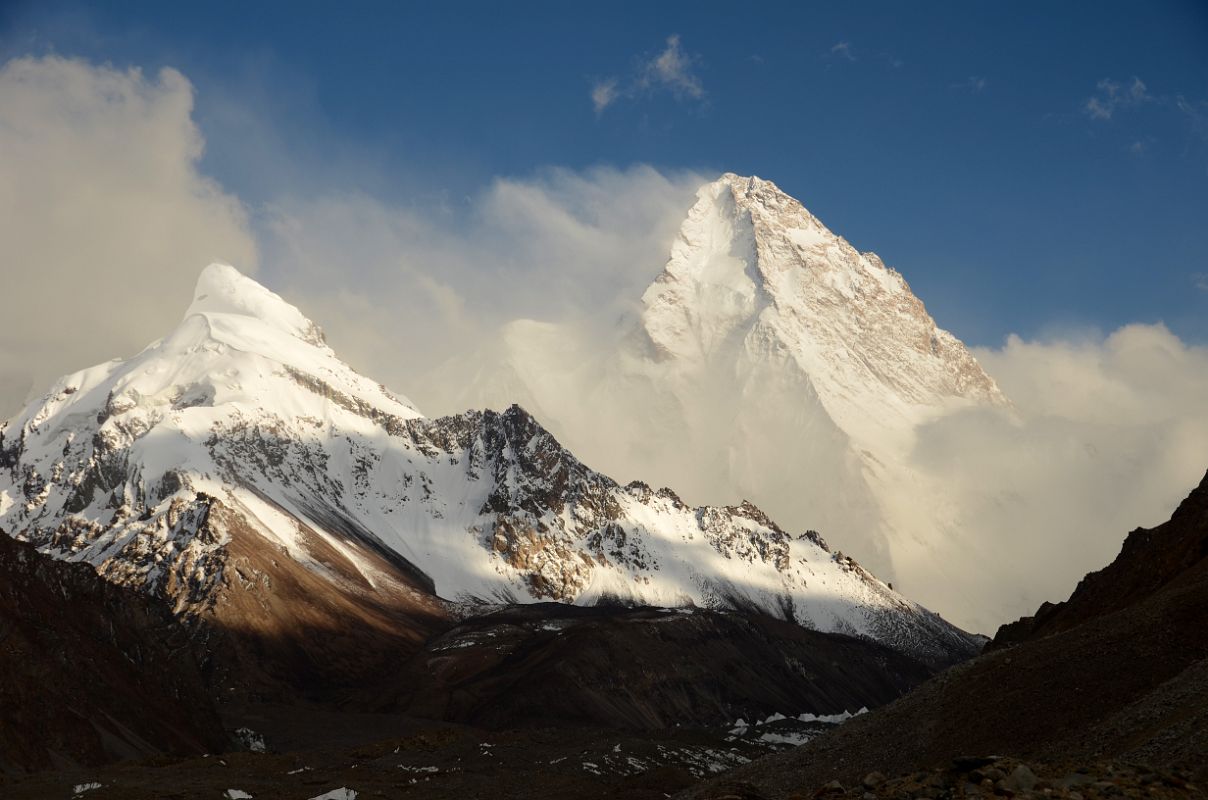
xmin=308 ymin=789 xmax=357 ymax=800
xmin=798 ymin=707 xmax=867 ymax=724
xmin=234 ymin=726 xmax=266 ymax=753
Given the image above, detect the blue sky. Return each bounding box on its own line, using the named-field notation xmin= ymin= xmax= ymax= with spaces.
xmin=2 ymin=0 xmax=1207 ymax=346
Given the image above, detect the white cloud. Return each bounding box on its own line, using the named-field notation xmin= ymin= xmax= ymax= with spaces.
xmin=1084 ymin=76 xmax=1152 ymax=120
xmin=258 ymin=166 xmax=707 ymax=393
xmin=0 ymin=55 xmax=257 ymax=416
xmin=1176 ymin=95 xmax=1208 ymax=141
xmin=828 ymin=41 xmax=856 ymax=62
xmin=906 ymin=324 xmax=1208 ymax=627
xmin=341 ymin=206 xmax=1206 ymax=632
xmin=591 ymin=78 xmax=619 ymax=114
xmin=277 ymin=168 xmax=1208 ymax=632
xmin=1193 ymin=273 xmax=1208 ymax=291
xmin=953 ymin=76 xmax=987 ymax=93
xmin=591 ymin=34 xmax=705 ymax=113
xmin=640 ymin=34 xmax=704 ymax=98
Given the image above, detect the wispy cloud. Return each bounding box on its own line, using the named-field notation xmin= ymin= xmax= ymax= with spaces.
xmin=591 ymin=34 xmax=705 ymax=114
xmin=639 ymin=34 xmax=704 ymax=98
xmin=823 ymin=42 xmax=904 ymax=71
xmin=591 ymin=78 xmax=619 ymax=114
xmin=1083 ymin=76 xmax=1151 ymax=120
xmin=953 ymin=75 xmax=987 ymax=94
xmin=1080 ymin=81 xmax=1208 ymax=164
xmin=1193 ymin=272 xmax=1208 ymax=291
xmin=827 ymin=40 xmax=856 ymax=62
xmin=1176 ymin=95 xmax=1208 ymax=141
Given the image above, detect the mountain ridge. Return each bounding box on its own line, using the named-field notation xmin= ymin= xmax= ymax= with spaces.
xmin=425 ymin=172 xmax=1013 ymax=630
xmin=0 ymin=262 xmax=979 ymax=673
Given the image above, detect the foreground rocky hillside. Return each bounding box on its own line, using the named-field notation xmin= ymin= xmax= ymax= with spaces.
xmin=993 ymin=468 xmax=1208 ymax=646
xmin=0 ymin=533 xmax=227 ymax=772
xmin=682 ymin=469 xmax=1208 ymax=799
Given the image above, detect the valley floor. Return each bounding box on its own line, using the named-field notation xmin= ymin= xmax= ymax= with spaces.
xmin=5 ymin=717 xmax=1204 ymax=800
xmin=0 ymin=702 xmax=841 ymax=800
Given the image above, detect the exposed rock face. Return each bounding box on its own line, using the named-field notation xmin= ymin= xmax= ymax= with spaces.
xmin=679 ymin=469 xmax=1208 ymax=799
xmin=0 ymin=532 xmax=227 ymax=773
xmin=0 ymin=263 xmax=979 ymax=671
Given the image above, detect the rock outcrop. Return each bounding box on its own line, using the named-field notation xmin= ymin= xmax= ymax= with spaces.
xmin=0 ymin=532 xmax=227 ymax=773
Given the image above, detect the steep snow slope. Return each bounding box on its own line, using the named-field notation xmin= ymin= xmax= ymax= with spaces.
xmin=0 ymin=264 xmax=977 ymax=667
xmin=428 ymin=174 xmax=1010 ymax=630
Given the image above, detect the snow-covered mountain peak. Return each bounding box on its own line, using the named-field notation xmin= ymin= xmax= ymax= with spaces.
xmin=658 ymin=172 xmax=948 ymax=324
xmin=706 ymin=172 xmax=834 ymax=247
xmin=3 ymin=264 xmax=422 ymax=477
xmin=186 ymin=262 xmax=329 ymax=349
xmin=639 ymin=173 xmax=1005 ymax=452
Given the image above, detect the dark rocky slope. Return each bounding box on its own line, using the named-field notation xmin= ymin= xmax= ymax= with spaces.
xmin=387 ymin=603 xmax=933 ymax=730
xmin=993 ymin=470 xmax=1208 ymax=646
xmin=0 ymin=533 xmax=228 ymax=773
xmin=681 ymin=470 xmax=1208 ymax=798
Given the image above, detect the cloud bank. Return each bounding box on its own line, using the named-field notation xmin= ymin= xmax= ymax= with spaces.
xmin=258 ymin=165 xmax=706 ymax=395
xmin=0 ymin=56 xmax=257 ymax=412
xmin=907 ymin=325 xmax=1208 ymax=627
